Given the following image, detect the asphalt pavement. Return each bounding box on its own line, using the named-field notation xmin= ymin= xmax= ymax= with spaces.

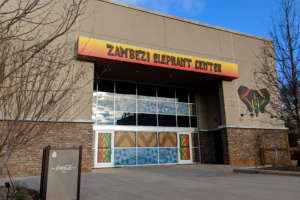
xmin=1 ymin=164 xmax=300 ymax=200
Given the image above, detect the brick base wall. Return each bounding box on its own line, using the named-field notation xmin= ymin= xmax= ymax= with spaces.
xmin=199 ymin=132 xmax=216 ymax=163
xmin=0 ymin=121 xmax=93 ymax=178
xmin=199 ymin=128 xmax=290 ymax=167
xmin=220 ymin=129 xmax=229 ymax=164
xmin=226 ymin=128 xmax=290 ymax=166
xmin=199 ymin=130 xmax=229 ymax=164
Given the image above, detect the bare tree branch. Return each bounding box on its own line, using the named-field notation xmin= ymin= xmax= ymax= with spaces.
xmin=0 ymin=0 xmax=88 ymax=175
xmin=255 ymin=0 xmax=300 ymax=133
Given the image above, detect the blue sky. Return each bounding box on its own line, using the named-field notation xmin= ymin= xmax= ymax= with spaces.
xmin=114 ymin=0 xmax=300 ymax=39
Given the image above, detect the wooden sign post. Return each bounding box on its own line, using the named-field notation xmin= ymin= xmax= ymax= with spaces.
xmin=40 ymin=146 xmax=82 ymax=200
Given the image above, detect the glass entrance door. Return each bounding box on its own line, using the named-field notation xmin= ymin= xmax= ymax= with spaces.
xmin=94 ymin=131 xmax=114 ymax=168
xmin=178 ymin=132 xmax=193 ymax=164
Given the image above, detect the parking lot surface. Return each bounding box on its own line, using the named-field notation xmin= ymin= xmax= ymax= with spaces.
xmin=2 ymin=165 xmax=300 ymax=200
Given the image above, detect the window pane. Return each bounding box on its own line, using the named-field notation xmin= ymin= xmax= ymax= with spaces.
xmin=115 ymin=81 xmax=136 ymax=98
xmin=158 ymin=102 xmax=176 ymax=115
xmin=157 ymin=86 xmax=175 ymax=102
xmin=176 ymin=88 xmax=189 ymax=102
xmin=137 ymin=114 xmax=157 ymax=126
xmin=138 ymin=132 xmax=157 ymax=147
xmin=98 ymin=80 xmax=114 ymax=93
xmin=98 ymin=97 xmax=114 ymax=111
xmin=115 ymin=98 xmax=136 ymax=112
xmin=189 ymin=104 xmax=197 ymax=116
xmin=92 ymin=94 xmax=97 ymax=120
xmin=115 ymin=131 xmax=136 ymax=147
xmin=191 ymin=117 xmax=198 ymax=128
xmin=138 ymin=100 xmax=156 ymax=113
xmin=115 ymin=112 xmax=136 ymax=125
xmin=158 ymin=115 xmax=176 ymax=127
xmin=94 ymin=94 xmax=114 ymax=125
xmin=159 ymin=132 xmax=177 ymax=147
xmin=137 ymin=84 xmax=156 ymax=99
xmin=95 ymin=111 xmax=114 ymax=125
xmin=177 ymin=116 xmax=190 ymax=127
xmin=176 ymin=103 xmax=189 ymax=116
xmin=189 ymin=90 xmax=196 ymax=103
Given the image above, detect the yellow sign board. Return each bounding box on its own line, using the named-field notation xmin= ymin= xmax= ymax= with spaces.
xmin=78 ymin=36 xmax=239 ymax=79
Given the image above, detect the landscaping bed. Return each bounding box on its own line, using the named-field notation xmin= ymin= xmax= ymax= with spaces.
xmin=0 ymin=185 xmax=39 ymax=200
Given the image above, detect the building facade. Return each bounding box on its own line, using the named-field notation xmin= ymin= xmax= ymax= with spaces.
xmin=4 ymin=0 xmax=290 ymax=176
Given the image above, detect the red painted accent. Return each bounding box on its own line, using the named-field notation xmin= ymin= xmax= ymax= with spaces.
xmin=240 ymin=88 xmax=250 ymax=99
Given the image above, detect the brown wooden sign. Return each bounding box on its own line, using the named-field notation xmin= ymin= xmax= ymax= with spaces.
xmin=40 ymin=146 xmax=82 ymax=200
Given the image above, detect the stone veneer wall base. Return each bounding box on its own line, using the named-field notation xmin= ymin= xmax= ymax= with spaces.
xmin=226 ymin=128 xmax=290 ymax=166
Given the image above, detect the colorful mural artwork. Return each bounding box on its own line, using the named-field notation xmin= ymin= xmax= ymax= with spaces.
xmin=114 ymin=148 xmax=137 ymax=166
xmin=115 ymin=131 xmax=136 ymax=147
xmin=138 ymin=148 xmax=158 ymax=164
xmin=238 ymin=85 xmax=270 ymax=117
xmin=98 ymin=133 xmax=111 ymax=148
xmin=98 ymin=149 xmax=111 ymax=163
xmin=98 ymin=133 xmax=111 ymax=163
xmin=159 ymin=148 xmax=178 ymax=164
xmin=180 ymin=135 xmax=190 ymax=160
xmin=159 ymin=132 xmax=177 ymax=147
xmin=138 ymin=132 xmax=157 ymax=147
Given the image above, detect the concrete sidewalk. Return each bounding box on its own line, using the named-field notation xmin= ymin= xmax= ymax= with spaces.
xmin=1 ymin=165 xmax=300 ymax=200
xmin=234 ymin=166 xmax=300 ymax=176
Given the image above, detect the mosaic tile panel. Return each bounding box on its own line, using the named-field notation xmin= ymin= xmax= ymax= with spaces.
xmin=98 ymin=133 xmax=111 ymax=148
xmin=98 ymin=149 xmax=111 ymax=163
xmin=180 ymin=135 xmax=190 ymax=147
xmin=138 ymin=148 xmax=158 ymax=165
xmin=159 ymin=132 xmax=177 ymax=147
xmin=180 ymin=147 xmax=191 ymax=160
xmin=159 ymin=148 xmax=178 ymax=164
xmin=114 ymin=148 xmax=136 ymax=166
xmin=138 ymin=132 xmax=157 ymax=147
xmin=115 ymin=131 xmax=136 ymax=147
xmin=180 ymin=135 xmax=190 ymax=160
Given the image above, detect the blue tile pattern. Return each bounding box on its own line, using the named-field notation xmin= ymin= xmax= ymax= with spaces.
xmin=114 ymin=148 xmax=136 ymax=166
xmin=138 ymin=148 xmax=158 ymax=165
xmin=159 ymin=148 xmax=178 ymax=164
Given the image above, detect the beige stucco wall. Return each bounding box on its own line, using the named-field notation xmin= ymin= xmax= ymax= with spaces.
xmin=74 ymin=0 xmax=285 ymax=128
xmin=196 ymin=84 xmax=222 ymax=130
xmin=63 ymin=60 xmax=94 ymax=121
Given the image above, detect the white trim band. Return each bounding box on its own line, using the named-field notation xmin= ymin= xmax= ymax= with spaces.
xmin=199 ymin=125 xmax=288 ymax=132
